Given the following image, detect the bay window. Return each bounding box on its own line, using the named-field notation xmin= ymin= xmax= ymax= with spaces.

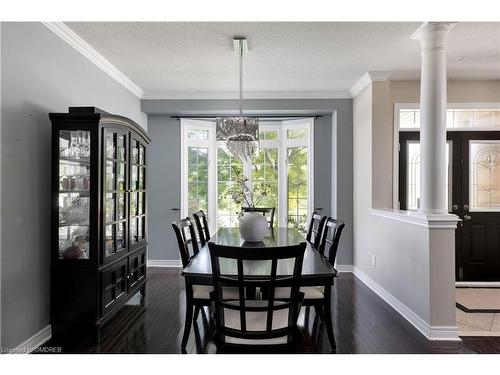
xmin=181 ymin=118 xmax=314 ymax=233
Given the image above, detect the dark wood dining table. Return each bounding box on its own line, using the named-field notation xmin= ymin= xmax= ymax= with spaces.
xmin=181 ymin=227 xmax=338 ymax=351
xmin=182 ymin=227 xmax=338 ymax=285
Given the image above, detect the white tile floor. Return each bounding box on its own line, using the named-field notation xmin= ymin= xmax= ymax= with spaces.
xmin=456 ymin=288 xmax=500 ymax=336
xmin=456 ymin=288 xmax=500 ymax=310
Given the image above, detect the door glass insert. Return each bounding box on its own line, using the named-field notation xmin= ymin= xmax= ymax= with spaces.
xmin=406 ymin=142 xmax=451 ymax=211
xmin=132 ymin=140 xmax=139 ymax=164
xmin=105 ymin=224 xmax=116 ymax=257
xmin=470 ymin=141 xmax=500 ymax=211
xmin=106 ymin=193 xmax=115 ymax=222
xmin=287 ymin=146 xmax=308 ymax=232
xmin=58 ymin=130 xmax=90 ymax=259
xmin=117 ymin=163 xmax=126 ymax=191
xmin=104 ymin=131 xmax=128 ymax=259
xmin=118 ymin=193 xmax=126 ymax=219
xmin=106 ymin=161 xmax=115 ymax=191
xmin=217 ymin=148 xmax=243 ymax=228
xmin=399 ymin=108 xmax=500 ymax=129
xmin=187 ymin=147 xmax=209 ymax=216
xmin=130 ymin=138 xmax=147 ymax=246
xmin=131 ymin=218 xmax=138 ymax=244
xmin=252 ymin=148 xmax=279 ymax=226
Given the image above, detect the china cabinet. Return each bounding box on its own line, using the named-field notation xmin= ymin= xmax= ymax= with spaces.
xmin=50 ymin=107 xmax=151 ymax=338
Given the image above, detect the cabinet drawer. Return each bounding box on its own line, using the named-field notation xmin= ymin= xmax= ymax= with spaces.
xmin=100 ymin=258 xmax=128 ymax=317
xmin=128 ymin=247 xmax=147 ymax=292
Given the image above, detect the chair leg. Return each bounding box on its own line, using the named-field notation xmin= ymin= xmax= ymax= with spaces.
xmin=193 ymin=306 xmax=200 ymax=322
xmin=314 ymin=304 xmax=324 ymax=320
xmin=181 ymin=291 xmax=194 ymax=352
xmin=323 ymin=286 xmax=337 ymax=352
xmin=304 ymin=305 xmax=311 ymax=327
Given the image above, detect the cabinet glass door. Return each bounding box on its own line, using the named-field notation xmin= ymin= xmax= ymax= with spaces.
xmin=104 ymin=130 xmax=128 ymax=259
xmin=130 ymin=137 xmax=147 ymax=246
xmin=58 ymin=130 xmax=91 ymax=259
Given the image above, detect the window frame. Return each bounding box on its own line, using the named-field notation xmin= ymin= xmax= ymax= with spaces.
xmin=180 ymin=119 xmax=216 ymax=232
xmin=394 ymin=102 xmax=500 ymax=209
xmin=180 ymin=118 xmax=314 ymax=231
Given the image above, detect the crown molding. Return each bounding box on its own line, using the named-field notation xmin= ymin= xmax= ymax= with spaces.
xmin=411 ymin=22 xmax=457 ymax=40
xmin=349 ymin=71 xmax=392 ymax=97
xmin=141 ymin=90 xmax=352 ymax=100
xmin=42 ymin=22 xmax=144 ymax=98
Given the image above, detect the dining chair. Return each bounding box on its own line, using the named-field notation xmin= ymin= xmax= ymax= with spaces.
xmin=275 ymin=217 xmax=345 ymax=352
xmin=193 ymin=210 xmax=211 ymax=247
xmin=208 ymin=241 xmax=307 ymax=352
xmin=318 ymin=218 xmax=346 ymax=265
xmin=302 ymin=217 xmax=345 ymax=351
xmin=241 ymin=207 xmax=276 ymax=228
xmin=305 ymin=211 xmax=327 ymax=249
xmin=172 ymin=218 xmax=212 ymax=351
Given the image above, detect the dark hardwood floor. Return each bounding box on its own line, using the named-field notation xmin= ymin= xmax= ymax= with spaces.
xmin=41 ymin=268 xmax=500 ymax=354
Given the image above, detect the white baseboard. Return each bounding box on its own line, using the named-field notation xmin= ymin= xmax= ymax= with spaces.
xmin=147 ymin=259 xmax=182 ymax=268
xmin=12 ymin=325 xmax=52 ymax=354
xmin=352 ymin=266 xmax=460 ymax=341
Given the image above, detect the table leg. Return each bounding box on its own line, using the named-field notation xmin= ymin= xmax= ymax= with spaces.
xmin=323 ymin=285 xmax=337 ymax=352
xmin=181 ymin=285 xmax=194 ymax=352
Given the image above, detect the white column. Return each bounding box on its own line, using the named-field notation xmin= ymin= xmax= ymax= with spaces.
xmin=413 ymin=22 xmax=455 ymax=214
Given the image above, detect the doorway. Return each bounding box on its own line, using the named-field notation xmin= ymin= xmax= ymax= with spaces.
xmin=399 ymin=131 xmax=500 ymax=282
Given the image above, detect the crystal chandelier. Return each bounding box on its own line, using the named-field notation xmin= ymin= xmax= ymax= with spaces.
xmin=216 ymin=38 xmax=259 ymax=163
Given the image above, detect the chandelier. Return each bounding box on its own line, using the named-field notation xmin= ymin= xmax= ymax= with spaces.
xmin=216 ymin=38 xmax=259 ymax=163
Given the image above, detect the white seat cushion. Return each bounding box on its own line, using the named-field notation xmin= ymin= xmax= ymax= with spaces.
xmin=221 ymin=300 xmax=290 ymax=345
xmin=274 ymin=286 xmax=324 ymax=300
xmin=192 ymin=285 xmax=240 ymax=300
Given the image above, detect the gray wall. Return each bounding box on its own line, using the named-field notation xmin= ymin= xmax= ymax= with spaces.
xmin=1 ymin=22 xmax=145 ymax=348
xmin=144 ymin=98 xmax=353 ymax=265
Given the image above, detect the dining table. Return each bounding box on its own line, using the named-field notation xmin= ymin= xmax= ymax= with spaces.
xmin=182 ymin=227 xmax=338 ymax=284
xmin=181 ymin=226 xmax=338 ymax=351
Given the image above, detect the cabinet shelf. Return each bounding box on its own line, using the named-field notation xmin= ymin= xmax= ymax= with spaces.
xmin=59 ymin=189 xmax=90 ymax=195
xmin=59 ymin=222 xmax=89 ymax=227
xmin=60 ymin=157 xmax=91 ymax=165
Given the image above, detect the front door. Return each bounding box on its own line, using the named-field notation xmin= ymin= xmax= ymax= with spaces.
xmin=399 ymin=131 xmax=500 ymax=281
xmin=459 ymin=132 xmax=500 ymax=281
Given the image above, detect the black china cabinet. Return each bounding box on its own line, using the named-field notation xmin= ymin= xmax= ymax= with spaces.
xmin=50 ymin=107 xmax=151 ymax=338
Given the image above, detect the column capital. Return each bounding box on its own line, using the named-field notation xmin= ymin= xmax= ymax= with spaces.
xmin=411 ymin=22 xmax=456 ymax=50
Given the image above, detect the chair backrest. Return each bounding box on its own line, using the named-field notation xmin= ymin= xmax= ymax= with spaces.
xmin=306 ymin=211 xmax=327 ymax=249
xmin=193 ymin=210 xmax=211 ymax=247
xmin=208 ymin=242 xmax=306 ymax=346
xmin=241 ymin=207 xmax=276 ymax=228
xmin=172 ymin=218 xmax=200 ymax=268
xmin=318 ymin=218 xmax=345 ymax=266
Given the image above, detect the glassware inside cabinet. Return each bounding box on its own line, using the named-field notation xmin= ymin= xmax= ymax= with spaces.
xmin=58 ymin=129 xmax=91 ymax=260
xmin=58 ymin=194 xmax=90 ymax=259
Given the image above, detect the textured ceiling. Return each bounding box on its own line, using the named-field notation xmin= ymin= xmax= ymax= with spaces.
xmin=65 ymin=22 xmax=500 ymax=97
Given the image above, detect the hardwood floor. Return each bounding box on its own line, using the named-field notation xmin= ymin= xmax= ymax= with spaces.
xmin=41 ymin=268 xmax=500 ymax=354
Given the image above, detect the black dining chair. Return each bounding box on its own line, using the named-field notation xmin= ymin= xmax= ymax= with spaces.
xmin=193 ymin=210 xmax=211 ymax=247
xmin=241 ymin=207 xmax=276 ymax=228
xmin=318 ymin=218 xmax=346 ymax=266
xmin=208 ymin=241 xmax=306 ymax=352
xmin=306 ymin=211 xmax=327 ymax=249
xmin=301 ymin=217 xmax=345 ymax=351
xmin=172 ymin=218 xmax=212 ymax=351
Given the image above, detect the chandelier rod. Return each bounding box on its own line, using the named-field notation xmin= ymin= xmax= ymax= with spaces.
xmin=238 ymin=39 xmax=244 ymax=116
